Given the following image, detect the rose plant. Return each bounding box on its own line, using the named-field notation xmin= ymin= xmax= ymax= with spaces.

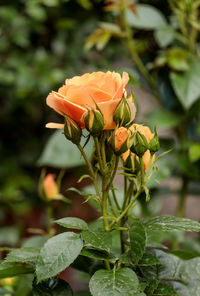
xmin=1 ymin=71 xmax=200 ymax=295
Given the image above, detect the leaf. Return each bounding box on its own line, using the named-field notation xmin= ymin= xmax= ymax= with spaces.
xmin=0 ymin=287 xmax=13 ymax=296
xmin=148 ymin=110 xmax=182 ymax=129
xmin=126 ymin=5 xmax=166 ymax=30
xmin=81 ymin=248 xmax=115 ymax=261
xmin=81 ymin=230 xmax=112 ymax=253
xmin=169 ymin=249 xmax=200 ymax=260
xmin=138 ymin=253 xmax=161 ymax=266
xmin=55 ymin=217 xmax=88 ymax=230
xmin=144 ymin=215 xmax=200 ymax=232
xmin=167 ymin=48 xmax=189 ymax=71
xmin=37 ymin=130 xmax=93 ymax=168
xmin=32 ymin=277 xmax=73 ymax=296
xmin=5 ymin=248 xmax=40 ymax=264
xmin=189 ymin=143 xmax=200 ymax=162
xmin=170 ymin=58 xmax=200 ymax=109
xmin=36 ymin=232 xmax=83 ymax=282
xmin=89 ymin=268 xmax=140 ymax=296
xmin=129 ymin=219 xmax=146 ymax=264
xmin=154 ymin=26 xmax=174 ymax=48
xmin=144 ymin=280 xmax=160 ymax=296
xmin=153 ymin=282 xmax=178 ymax=295
xmin=0 ymin=262 xmax=34 ymax=278
xmin=22 ymin=236 xmax=48 ymax=248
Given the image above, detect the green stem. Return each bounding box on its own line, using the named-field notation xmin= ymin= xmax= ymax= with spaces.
xmin=104 ymin=156 xmax=119 ymax=192
xmin=112 ymin=188 xmax=121 ymax=210
xmin=176 ymin=176 xmax=188 ymax=217
xmin=94 ymin=136 xmax=105 ymax=174
xmin=139 ymin=157 xmax=145 ymax=187
xmin=77 ymin=144 xmax=95 ymax=179
xmin=46 ymin=204 xmax=53 ymax=235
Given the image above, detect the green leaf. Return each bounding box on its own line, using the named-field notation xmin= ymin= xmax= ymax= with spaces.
xmin=37 ymin=130 xmax=93 ymax=168
xmin=189 ymin=143 xmax=200 ymax=162
xmin=169 ymin=249 xmax=200 ymax=260
xmin=81 ymin=230 xmax=112 ymax=253
xmin=0 ymin=287 xmax=13 ymax=296
xmin=36 ymin=232 xmax=83 ymax=282
xmin=130 ymin=219 xmax=146 ymax=265
xmin=89 ymin=268 xmax=141 ymax=296
xmin=0 ymin=262 xmax=34 ymax=278
xmin=144 ymin=215 xmax=200 ymax=232
xmin=22 ymin=236 xmax=48 ymax=248
xmin=144 ymin=280 xmax=160 ymax=296
xmin=167 ymin=48 xmax=189 ymax=71
xmin=81 ymin=248 xmax=115 ymax=261
xmin=138 ymin=253 xmax=161 ymax=266
xmin=153 ymin=282 xmax=178 ymax=295
xmin=170 ymin=58 xmax=200 ymax=109
xmin=55 ymin=217 xmax=88 ymax=230
xmin=32 ymin=277 xmax=73 ymax=296
xmin=154 ymin=26 xmax=174 ymax=48
xmin=148 ymin=110 xmax=182 ymax=129
xmin=126 ymin=5 xmax=166 ymax=30
xmin=5 ymin=248 xmax=40 ymax=264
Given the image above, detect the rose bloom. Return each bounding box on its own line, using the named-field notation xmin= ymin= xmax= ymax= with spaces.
xmin=122 ymin=124 xmax=155 ymax=170
xmin=46 ymin=71 xmax=136 ymax=130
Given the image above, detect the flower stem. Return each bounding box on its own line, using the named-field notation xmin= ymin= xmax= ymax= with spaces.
xmin=77 ymin=143 xmax=95 ymax=179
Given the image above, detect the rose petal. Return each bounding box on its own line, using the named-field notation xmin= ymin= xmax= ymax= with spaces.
xmin=46 ymin=123 xmax=64 ymax=129
xmin=46 ymin=91 xmax=86 ymax=128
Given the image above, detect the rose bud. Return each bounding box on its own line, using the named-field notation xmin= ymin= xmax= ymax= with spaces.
xmin=113 ymin=97 xmax=132 ymax=126
xmin=109 ymin=127 xmax=130 ymax=155
xmin=64 ymin=116 xmax=82 ymax=144
xmin=43 ymin=174 xmax=59 ymax=201
xmin=130 ymin=131 xmax=149 ymax=157
xmin=122 ymin=151 xmax=140 ymax=173
xmin=83 ymin=108 xmax=104 ymax=136
xmin=148 ymin=127 xmax=160 ymax=154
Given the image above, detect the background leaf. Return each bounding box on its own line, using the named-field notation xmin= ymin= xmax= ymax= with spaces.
xmin=170 ymin=58 xmax=200 ymax=109
xmin=81 ymin=230 xmax=112 ymax=253
xmin=37 ymin=130 xmax=93 ymax=168
xmin=126 ymin=5 xmax=166 ymax=30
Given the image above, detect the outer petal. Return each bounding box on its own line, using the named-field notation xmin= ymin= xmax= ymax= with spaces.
xmin=46 ymin=123 xmax=64 ymax=129
xmin=98 ymin=99 xmax=121 ymax=130
xmin=46 ymin=91 xmax=86 ymax=128
xmin=113 ymin=72 xmax=129 ymax=100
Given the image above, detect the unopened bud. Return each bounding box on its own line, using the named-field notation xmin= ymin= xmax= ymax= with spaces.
xmin=122 ymin=151 xmax=140 ymax=174
xmin=64 ymin=116 xmax=82 ymax=144
xmin=84 ymin=108 xmax=104 ymax=136
xmin=43 ymin=174 xmax=59 ymax=201
xmin=113 ymin=97 xmax=131 ymax=126
xmin=109 ymin=127 xmax=129 ymax=155
xmin=148 ymin=128 xmax=159 ymax=154
xmin=130 ymin=131 xmax=149 ymax=157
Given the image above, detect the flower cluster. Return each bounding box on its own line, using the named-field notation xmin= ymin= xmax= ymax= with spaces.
xmin=46 ymin=71 xmax=159 ymax=175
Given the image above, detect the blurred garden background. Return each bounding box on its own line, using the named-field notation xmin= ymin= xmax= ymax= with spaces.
xmin=1 ymin=0 xmax=200 ymax=294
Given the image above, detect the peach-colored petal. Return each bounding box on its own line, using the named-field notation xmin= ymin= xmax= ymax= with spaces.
xmin=98 ymin=99 xmax=121 ymax=129
xmin=46 ymin=91 xmax=86 ymax=128
xmin=113 ymin=72 xmax=129 ymax=100
xmin=46 ymin=123 xmax=64 ymax=129
xmin=43 ymin=174 xmax=59 ymax=201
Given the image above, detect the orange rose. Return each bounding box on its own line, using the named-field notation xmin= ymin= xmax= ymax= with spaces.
xmin=122 ymin=124 xmax=155 ymax=170
xmin=43 ymin=174 xmax=59 ymax=201
xmin=46 ymin=71 xmax=136 ymax=130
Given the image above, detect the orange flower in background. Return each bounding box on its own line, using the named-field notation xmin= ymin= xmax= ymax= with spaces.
xmin=46 ymin=71 xmax=136 ymax=130
xmin=122 ymin=124 xmax=155 ymax=170
xmin=43 ymin=174 xmax=59 ymax=201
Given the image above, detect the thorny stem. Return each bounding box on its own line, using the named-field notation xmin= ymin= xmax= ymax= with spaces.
xmin=94 ymin=136 xmax=105 ymax=174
